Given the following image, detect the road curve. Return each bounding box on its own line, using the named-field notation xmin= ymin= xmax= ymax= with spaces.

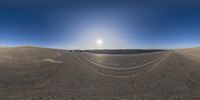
xmin=77 ymin=53 xmax=168 ymax=70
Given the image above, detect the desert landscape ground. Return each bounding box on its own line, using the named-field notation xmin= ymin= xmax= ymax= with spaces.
xmin=0 ymin=47 xmax=200 ymax=100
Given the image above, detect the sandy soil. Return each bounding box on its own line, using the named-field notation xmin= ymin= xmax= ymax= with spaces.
xmin=0 ymin=47 xmax=199 ymax=100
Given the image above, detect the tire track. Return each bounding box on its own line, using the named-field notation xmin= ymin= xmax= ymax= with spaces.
xmin=75 ymin=52 xmax=170 ymax=78
xmin=175 ymin=53 xmax=200 ymax=87
xmin=78 ymin=52 xmax=167 ymax=70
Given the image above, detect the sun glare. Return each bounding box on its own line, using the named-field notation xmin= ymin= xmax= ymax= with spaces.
xmin=97 ymin=39 xmax=103 ymax=45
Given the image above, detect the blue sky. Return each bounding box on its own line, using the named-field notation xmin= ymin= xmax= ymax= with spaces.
xmin=0 ymin=0 xmax=200 ymax=49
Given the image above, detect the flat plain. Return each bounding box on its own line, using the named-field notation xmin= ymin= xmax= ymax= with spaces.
xmin=0 ymin=47 xmax=200 ymax=100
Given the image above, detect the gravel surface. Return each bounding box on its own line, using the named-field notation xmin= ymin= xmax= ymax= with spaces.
xmin=0 ymin=47 xmax=199 ymax=100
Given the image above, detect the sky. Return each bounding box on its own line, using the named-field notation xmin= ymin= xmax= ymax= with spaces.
xmin=0 ymin=0 xmax=200 ymax=49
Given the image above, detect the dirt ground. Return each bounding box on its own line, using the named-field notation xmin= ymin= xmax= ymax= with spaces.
xmin=0 ymin=47 xmax=199 ymax=100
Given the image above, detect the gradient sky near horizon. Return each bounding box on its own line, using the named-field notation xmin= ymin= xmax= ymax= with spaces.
xmin=0 ymin=0 xmax=200 ymax=49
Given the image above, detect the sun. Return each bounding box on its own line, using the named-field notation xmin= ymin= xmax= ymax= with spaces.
xmin=96 ymin=39 xmax=103 ymax=45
